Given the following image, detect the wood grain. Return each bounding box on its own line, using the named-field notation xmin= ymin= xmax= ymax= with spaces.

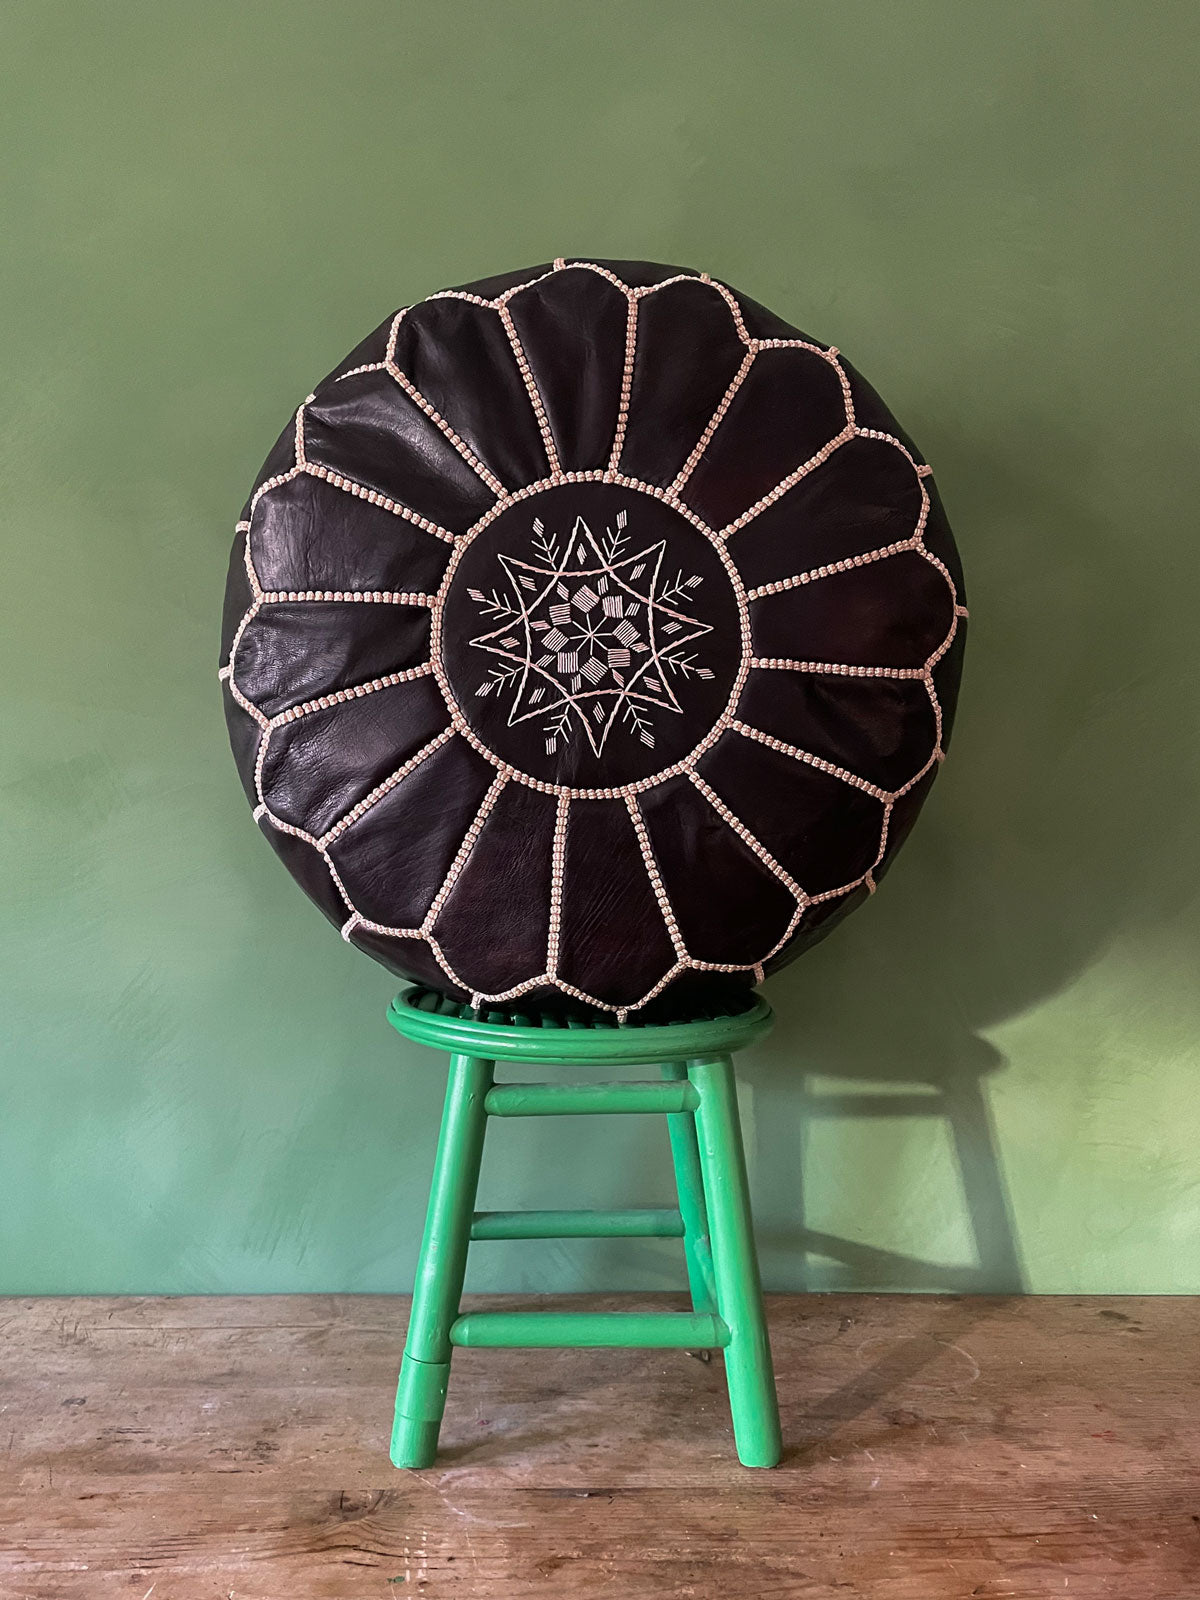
xmin=1 ymin=1294 xmax=1197 ymax=1596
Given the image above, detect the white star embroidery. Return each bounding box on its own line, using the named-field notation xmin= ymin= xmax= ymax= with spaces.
xmin=468 ymin=512 xmax=715 ymax=756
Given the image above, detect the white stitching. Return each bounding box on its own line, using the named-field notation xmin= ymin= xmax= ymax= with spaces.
xmin=624 ymin=793 xmax=688 ymax=960
xmin=546 ymin=795 xmax=570 ymax=975
xmin=267 ymin=661 xmax=434 ymax=728
xmin=427 ymin=472 xmax=753 ymax=799
xmin=729 ymin=719 xmax=892 ymax=802
xmin=260 ymin=589 xmax=435 ymax=606
xmin=302 ymin=461 xmax=457 ymax=543
xmin=422 ymin=770 xmax=508 ymax=933
xmin=498 ymin=301 xmax=561 ymax=479
xmin=668 ymin=347 xmax=757 ymax=496
xmin=719 ymin=425 xmax=855 ymax=539
xmin=749 ymin=656 xmax=926 ymax=679
xmin=746 ymin=538 xmax=916 ymax=599
xmin=685 ymin=769 xmax=807 ymax=907
xmin=608 ymin=292 xmax=638 ymax=472
xmin=320 ymin=727 xmax=456 ymax=847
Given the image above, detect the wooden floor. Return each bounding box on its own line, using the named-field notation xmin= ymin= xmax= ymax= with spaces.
xmin=1 ymin=1295 xmax=1197 ymax=1597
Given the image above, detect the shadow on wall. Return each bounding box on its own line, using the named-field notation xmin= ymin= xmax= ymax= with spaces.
xmin=742 ymin=411 xmax=1198 ymax=1293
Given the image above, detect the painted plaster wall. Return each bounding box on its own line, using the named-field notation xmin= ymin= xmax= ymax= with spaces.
xmin=2 ymin=2 xmax=1197 ymax=1293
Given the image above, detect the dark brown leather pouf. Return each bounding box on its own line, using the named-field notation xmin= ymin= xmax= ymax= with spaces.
xmin=221 ymin=259 xmax=966 ymax=1019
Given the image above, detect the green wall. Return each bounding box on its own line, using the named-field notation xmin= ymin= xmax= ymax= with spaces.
xmin=3 ymin=2 xmax=1198 ymax=1295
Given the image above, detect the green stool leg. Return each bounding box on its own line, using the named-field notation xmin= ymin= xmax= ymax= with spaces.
xmin=661 ymin=1062 xmax=718 ymax=1315
xmin=688 ymin=1054 xmax=781 ymax=1468
xmin=391 ymin=1052 xmax=494 ymax=1468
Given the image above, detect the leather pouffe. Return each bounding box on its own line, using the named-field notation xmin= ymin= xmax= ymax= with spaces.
xmin=221 ymin=259 xmax=966 ymax=1020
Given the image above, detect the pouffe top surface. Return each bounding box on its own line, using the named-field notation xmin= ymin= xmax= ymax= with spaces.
xmin=221 ymin=258 xmax=966 ymax=1020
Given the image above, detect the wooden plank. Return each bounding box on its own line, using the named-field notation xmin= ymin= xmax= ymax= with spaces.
xmin=0 ymin=1294 xmax=1197 ymax=1597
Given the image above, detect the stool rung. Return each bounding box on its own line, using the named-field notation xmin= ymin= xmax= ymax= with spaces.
xmin=449 ymin=1310 xmax=731 ymax=1349
xmin=484 ymin=1081 xmax=699 ymax=1116
xmin=471 ymin=1208 xmax=684 ymax=1240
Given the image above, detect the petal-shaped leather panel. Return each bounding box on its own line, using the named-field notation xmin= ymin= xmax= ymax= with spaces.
xmin=303 ymin=371 xmax=495 ymax=534
xmin=250 ymin=472 xmax=451 ymax=598
xmin=391 ymin=298 xmax=549 ymax=489
xmin=619 ymin=278 xmax=748 ymax=488
xmin=763 ymin=883 xmax=871 ymax=973
xmin=727 ymin=435 xmax=924 ymax=592
xmin=506 ymin=268 xmax=629 ymax=472
xmin=259 ymin=821 xmax=346 ymax=929
xmin=326 ymin=735 xmax=495 ymax=931
xmin=348 ymin=926 xmax=462 ymax=990
xmin=736 ymin=667 xmax=937 ymax=793
xmin=751 ymin=550 xmax=955 ymax=670
xmin=555 ymin=798 xmax=677 ymax=1006
xmin=233 ymin=600 xmax=431 ymax=719
xmin=637 ymin=779 xmax=797 ymax=965
xmin=258 ymin=674 xmax=448 ymax=838
xmin=431 ymin=780 xmax=558 ymax=994
xmin=223 ymin=259 xmax=965 ymax=1016
xmin=698 ymin=731 xmax=883 ymax=896
xmin=682 ymin=347 xmax=849 ymax=530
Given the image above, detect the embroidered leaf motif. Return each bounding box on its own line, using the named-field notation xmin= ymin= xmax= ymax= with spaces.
xmin=465 ymin=510 xmax=716 ymax=760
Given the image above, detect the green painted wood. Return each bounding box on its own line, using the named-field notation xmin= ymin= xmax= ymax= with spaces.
xmin=688 ymin=1055 xmax=782 ymax=1468
xmin=389 ymin=1004 xmax=780 ymax=1468
xmin=661 ymin=1062 xmax=719 ymax=1316
xmin=388 ymin=987 xmax=774 ymax=1066
xmin=391 ymin=1053 xmax=493 ymax=1469
xmin=470 ymin=1208 xmax=684 ymax=1240
xmin=449 ymin=1310 xmax=731 ymax=1349
xmin=484 ymin=1080 xmax=700 ymax=1117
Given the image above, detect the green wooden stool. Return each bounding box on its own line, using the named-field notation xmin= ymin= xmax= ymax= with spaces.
xmin=387 ymin=986 xmax=781 ymax=1469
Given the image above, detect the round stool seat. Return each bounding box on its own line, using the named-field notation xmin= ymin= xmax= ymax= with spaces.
xmin=222 ymin=258 xmax=966 ymax=1019
xmin=388 ymin=983 xmax=774 ymax=1065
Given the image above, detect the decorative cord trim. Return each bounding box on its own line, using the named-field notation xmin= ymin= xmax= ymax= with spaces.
xmin=719 ymin=425 xmax=855 ymax=539
xmin=267 ymin=661 xmax=434 ymax=728
xmin=746 ymin=537 xmax=916 ymax=599
xmin=302 ymin=460 xmax=457 ymax=542
xmin=499 ymin=301 xmax=561 ymax=478
xmin=749 ymin=657 xmax=925 ymax=680
xmin=685 ymin=769 xmax=807 ymax=907
xmin=320 ymin=727 xmax=456 ymax=848
xmin=422 ymin=771 xmax=509 ymax=933
xmin=260 ymin=589 xmax=435 ymax=607
xmin=729 ymin=720 xmax=892 ymax=802
xmin=545 ymin=794 xmax=570 ymax=975
xmin=668 ymin=347 xmax=757 ymax=496
xmin=624 ymin=793 xmax=688 ymax=960
xmin=608 ymin=294 xmax=639 ymax=472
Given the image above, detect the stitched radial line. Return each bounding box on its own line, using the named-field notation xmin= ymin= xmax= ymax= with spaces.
xmin=499 ymin=302 xmax=561 ymax=478
xmin=624 ymin=793 xmax=688 ymax=960
xmin=423 ymin=771 xmax=509 ymax=933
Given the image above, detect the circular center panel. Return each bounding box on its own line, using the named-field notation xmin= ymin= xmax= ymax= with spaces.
xmin=438 ymin=483 xmax=745 ymax=791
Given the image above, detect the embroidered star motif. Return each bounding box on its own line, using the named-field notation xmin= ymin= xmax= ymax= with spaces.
xmin=467 ymin=512 xmax=715 ymax=756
